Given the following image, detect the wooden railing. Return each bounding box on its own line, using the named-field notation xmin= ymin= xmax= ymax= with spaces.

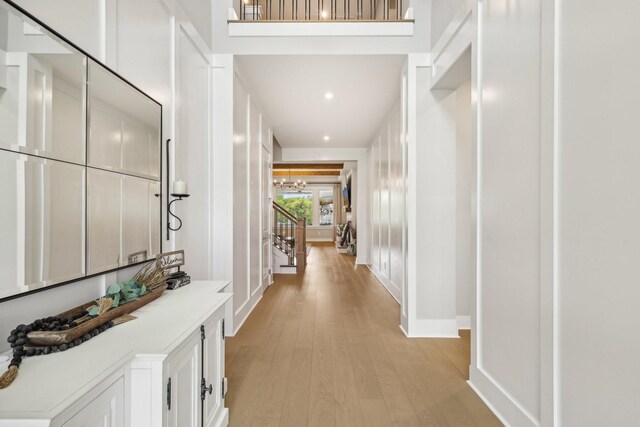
xmin=238 ymin=0 xmax=407 ymax=21
xmin=273 ymin=202 xmax=307 ymax=273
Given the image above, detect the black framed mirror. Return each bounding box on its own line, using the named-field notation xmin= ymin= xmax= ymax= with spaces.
xmin=0 ymin=0 xmax=162 ymax=302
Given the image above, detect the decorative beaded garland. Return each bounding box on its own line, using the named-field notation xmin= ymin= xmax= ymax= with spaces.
xmin=6 ymin=314 xmax=115 ymax=369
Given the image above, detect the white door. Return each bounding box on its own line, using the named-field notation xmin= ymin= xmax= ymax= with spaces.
xmin=261 ymin=145 xmax=272 ymax=288
xmin=202 ymin=311 xmax=225 ymax=427
xmin=166 ymin=333 xmax=201 ymax=427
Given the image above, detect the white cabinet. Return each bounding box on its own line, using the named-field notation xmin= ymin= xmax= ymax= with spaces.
xmin=0 ymin=282 xmax=231 ymax=427
xmin=202 ymin=311 xmax=225 ymax=427
xmin=165 ymin=307 xmax=227 ymax=427
xmin=62 ymin=377 xmax=125 ymax=427
xmin=166 ymin=333 xmax=201 ymax=427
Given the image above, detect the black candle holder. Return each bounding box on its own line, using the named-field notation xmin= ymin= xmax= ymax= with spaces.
xmin=165 ymin=138 xmax=190 ymax=239
xmin=168 ymin=193 xmax=190 ymax=234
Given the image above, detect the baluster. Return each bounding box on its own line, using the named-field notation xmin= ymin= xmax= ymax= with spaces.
xmin=370 ymin=0 xmax=372 ymax=19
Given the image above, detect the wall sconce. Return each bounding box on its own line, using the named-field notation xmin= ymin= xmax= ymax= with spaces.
xmin=166 ymin=139 xmax=190 ymax=240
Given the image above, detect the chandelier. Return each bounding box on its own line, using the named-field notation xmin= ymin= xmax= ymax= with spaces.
xmin=273 ymin=170 xmax=306 ymax=191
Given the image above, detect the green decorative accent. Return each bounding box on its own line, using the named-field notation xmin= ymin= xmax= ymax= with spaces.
xmin=105 ymin=280 xmax=147 ymax=309
xmin=88 ymin=306 xmax=100 ymax=316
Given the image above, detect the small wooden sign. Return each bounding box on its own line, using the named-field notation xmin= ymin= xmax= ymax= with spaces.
xmin=156 ymin=250 xmax=185 ymax=271
xmin=127 ymin=250 xmax=148 ymax=264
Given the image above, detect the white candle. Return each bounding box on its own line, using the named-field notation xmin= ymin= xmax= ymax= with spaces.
xmin=173 ymin=180 xmax=188 ymax=195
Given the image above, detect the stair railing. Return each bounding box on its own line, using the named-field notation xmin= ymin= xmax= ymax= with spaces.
xmin=272 ymin=201 xmax=307 ymax=272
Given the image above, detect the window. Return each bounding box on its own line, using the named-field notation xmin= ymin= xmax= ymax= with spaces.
xmin=275 ymin=187 xmax=336 ymax=227
xmin=318 ymin=190 xmax=334 ymax=226
xmin=276 ymin=191 xmax=313 ymax=225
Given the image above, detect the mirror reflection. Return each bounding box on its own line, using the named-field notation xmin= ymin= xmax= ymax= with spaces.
xmin=0 ymin=151 xmax=85 ymax=299
xmin=87 ymin=169 xmax=160 ymax=275
xmin=88 ymin=59 xmax=161 ymax=179
xmin=0 ymin=6 xmax=86 ymax=164
xmin=0 ymin=1 xmax=162 ymax=301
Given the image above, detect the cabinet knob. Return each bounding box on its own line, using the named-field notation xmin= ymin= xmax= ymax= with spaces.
xmin=200 ymin=379 xmax=213 ymax=400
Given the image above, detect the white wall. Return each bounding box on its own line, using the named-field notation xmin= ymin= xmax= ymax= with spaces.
xmin=411 ymin=66 xmax=458 ymax=337
xmin=368 ymin=100 xmax=405 ymax=304
xmin=430 ymin=0 xmax=466 ymax=48
xmin=431 ymin=0 xmax=640 ymax=423
xmin=232 ymin=71 xmax=272 ymax=332
xmin=1 ymin=0 xmax=216 ymax=351
xmin=455 ymin=80 xmax=472 ymax=325
xmin=471 ymin=0 xmax=545 ymax=423
xmin=557 ymin=0 xmax=640 ymax=424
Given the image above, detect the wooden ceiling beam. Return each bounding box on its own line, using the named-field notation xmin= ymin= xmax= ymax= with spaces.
xmin=273 ymin=163 xmax=343 ymax=170
xmin=273 ymin=170 xmax=340 ymax=176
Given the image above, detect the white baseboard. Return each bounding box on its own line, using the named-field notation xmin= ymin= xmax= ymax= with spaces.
xmin=468 ymin=365 xmax=539 ymax=427
xmin=366 ymin=264 xmax=401 ymax=304
xmin=399 ymin=324 xmax=409 ymax=337
xmin=232 ymin=293 xmax=263 ymax=336
xmin=406 ymin=318 xmax=459 ymax=338
xmin=457 ymin=315 xmax=471 ymax=330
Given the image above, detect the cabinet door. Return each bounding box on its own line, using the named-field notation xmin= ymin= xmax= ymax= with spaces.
xmin=166 ymin=333 xmax=201 ymax=427
xmin=63 ymin=377 xmax=125 ymax=427
xmin=202 ymin=311 xmax=225 ymax=427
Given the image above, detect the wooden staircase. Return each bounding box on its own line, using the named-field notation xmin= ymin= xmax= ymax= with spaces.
xmin=272 ymin=201 xmax=307 ymax=274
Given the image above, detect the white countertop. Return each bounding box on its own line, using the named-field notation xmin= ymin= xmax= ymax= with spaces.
xmin=0 ymin=280 xmax=231 ymax=421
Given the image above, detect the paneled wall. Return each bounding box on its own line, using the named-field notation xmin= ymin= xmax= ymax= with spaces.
xmin=232 ymin=72 xmax=272 ymax=331
xmin=368 ymin=101 xmax=405 ymax=303
xmin=428 ymin=0 xmax=640 ymax=424
xmin=1 ymin=0 xmax=215 ymax=351
xmin=557 ymin=0 xmax=640 ymax=424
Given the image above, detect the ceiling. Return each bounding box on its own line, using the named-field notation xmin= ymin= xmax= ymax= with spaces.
xmin=235 ymin=55 xmax=405 ymax=149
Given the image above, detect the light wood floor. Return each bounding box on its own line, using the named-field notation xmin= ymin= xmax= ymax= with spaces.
xmin=225 ymin=242 xmax=502 ymax=427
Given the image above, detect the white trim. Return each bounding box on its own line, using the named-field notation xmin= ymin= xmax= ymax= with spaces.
xmin=398 ymin=324 xmax=409 ymax=337
xmin=552 ymin=0 xmax=561 ymax=425
xmin=406 ymin=318 xmax=459 ymax=338
xmin=366 ymin=264 xmax=400 ymax=304
xmin=467 ymin=379 xmax=510 ymax=427
xmin=232 ymin=294 xmax=263 ymax=336
xmin=456 ymin=315 xmax=471 ymax=330
xmin=228 ymin=21 xmax=414 ymax=37
xmin=250 ymin=283 xmax=263 ymax=297
xmin=469 ymin=365 xmax=540 ymax=427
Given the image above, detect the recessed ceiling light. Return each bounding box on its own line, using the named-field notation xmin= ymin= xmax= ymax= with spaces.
xmin=323 ymin=136 xmax=330 ymax=141
xmin=324 ymin=92 xmax=334 ymax=100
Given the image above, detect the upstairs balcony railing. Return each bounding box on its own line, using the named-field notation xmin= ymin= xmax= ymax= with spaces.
xmin=238 ymin=0 xmax=408 ymax=21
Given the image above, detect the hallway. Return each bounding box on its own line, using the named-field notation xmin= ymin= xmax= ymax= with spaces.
xmin=225 ymin=243 xmax=501 ymax=426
